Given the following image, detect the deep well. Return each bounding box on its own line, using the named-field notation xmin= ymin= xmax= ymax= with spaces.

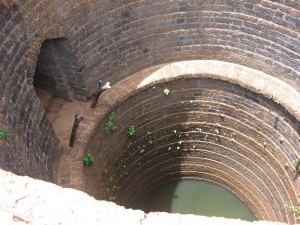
xmin=1 ymin=0 xmax=300 ymax=224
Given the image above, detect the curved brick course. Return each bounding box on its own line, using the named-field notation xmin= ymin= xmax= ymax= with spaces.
xmin=83 ymin=77 xmax=299 ymax=223
xmin=1 ymin=0 xmax=300 ymax=224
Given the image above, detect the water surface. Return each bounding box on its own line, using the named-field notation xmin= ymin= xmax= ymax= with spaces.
xmin=135 ymin=179 xmax=256 ymax=221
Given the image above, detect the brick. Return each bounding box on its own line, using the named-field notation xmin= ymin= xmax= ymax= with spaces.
xmin=1 ymin=1 xmax=300 ymax=224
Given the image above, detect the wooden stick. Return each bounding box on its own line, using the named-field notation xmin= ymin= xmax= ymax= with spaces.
xmin=90 ymin=80 xmax=103 ymax=108
xmin=90 ymin=80 xmax=111 ymax=108
xmin=69 ymin=114 xmax=84 ymax=147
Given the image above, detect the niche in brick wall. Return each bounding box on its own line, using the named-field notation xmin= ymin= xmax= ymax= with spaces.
xmin=33 ymin=38 xmax=76 ymax=101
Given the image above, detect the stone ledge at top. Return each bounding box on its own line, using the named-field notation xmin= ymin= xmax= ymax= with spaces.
xmin=0 ymin=169 xmax=291 ymax=225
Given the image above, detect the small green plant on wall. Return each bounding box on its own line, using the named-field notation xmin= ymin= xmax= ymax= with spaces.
xmin=127 ymin=125 xmax=136 ymax=137
xmin=274 ymin=98 xmax=282 ymax=105
xmin=104 ymin=112 xmax=117 ymax=133
xmin=83 ymin=154 xmax=95 ymax=166
xmin=286 ymin=197 xmax=300 ymax=220
xmin=102 ymin=168 xmax=118 ymax=202
xmin=163 ymin=88 xmax=170 ymax=96
xmin=0 ymin=128 xmax=12 ymax=142
xmin=146 ymin=131 xmax=153 ymax=144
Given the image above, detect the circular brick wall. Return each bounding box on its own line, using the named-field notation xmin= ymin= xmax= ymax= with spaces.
xmin=1 ymin=0 xmax=300 ymax=223
xmin=84 ymin=75 xmax=300 ymax=223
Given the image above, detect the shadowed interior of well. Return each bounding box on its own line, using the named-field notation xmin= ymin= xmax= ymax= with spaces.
xmin=83 ymin=77 xmax=300 ymax=223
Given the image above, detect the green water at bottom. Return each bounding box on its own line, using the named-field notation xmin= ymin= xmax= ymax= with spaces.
xmin=135 ymin=179 xmax=256 ymax=221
